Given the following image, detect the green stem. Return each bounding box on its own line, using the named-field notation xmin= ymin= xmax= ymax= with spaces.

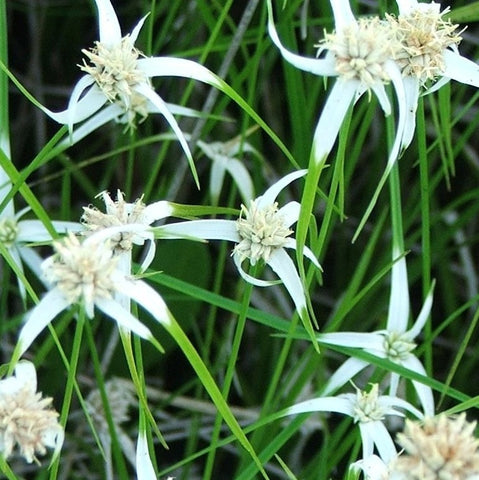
xmin=49 ymin=310 xmax=85 ymax=479
xmin=203 ymin=269 xmax=255 ymax=480
xmin=85 ymin=320 xmax=130 ymax=480
xmin=164 ymin=311 xmax=268 ymax=479
xmin=417 ymin=97 xmax=433 ymax=373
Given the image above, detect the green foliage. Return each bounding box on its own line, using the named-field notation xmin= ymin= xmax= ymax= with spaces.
xmin=2 ymin=0 xmax=479 ymax=479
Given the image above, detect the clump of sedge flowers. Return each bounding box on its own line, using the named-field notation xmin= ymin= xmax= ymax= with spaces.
xmin=81 ymin=190 xmax=174 ymax=273
xmin=319 ymin=16 xmax=398 ymax=87
xmin=0 ymin=361 xmax=63 ymax=464
xmin=79 ymin=33 xmax=150 ymax=125
xmin=234 ymin=200 xmax=293 ymax=266
xmin=390 ymin=2 xmax=462 ymax=85
xmin=386 ymin=0 xmax=479 ymax=150
xmin=390 ymin=413 xmax=479 ymax=480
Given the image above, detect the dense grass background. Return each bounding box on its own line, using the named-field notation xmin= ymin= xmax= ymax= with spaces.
xmin=2 ymin=0 xmax=479 ymax=479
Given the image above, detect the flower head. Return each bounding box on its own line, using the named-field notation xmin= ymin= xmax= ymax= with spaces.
xmin=154 ymin=170 xmax=321 ymax=330
xmin=390 ymin=4 xmax=462 ymax=85
xmin=319 ymin=249 xmax=435 ymax=416
xmin=196 ymin=128 xmax=260 ymax=205
xmin=79 ymin=35 xmax=150 ymax=124
xmin=40 ymin=0 xmax=254 ymax=185
xmin=283 ymin=383 xmax=423 ymax=463
xmin=42 ymin=232 xmax=118 ymax=318
xmin=0 ymin=361 xmax=63 ymax=464
xmin=81 ymin=190 xmax=174 ymax=274
xmin=0 ymin=216 xmax=18 ymax=248
xmin=391 ymin=413 xmax=479 ymax=480
xmin=234 ymin=200 xmax=292 ymax=265
xmin=321 ymin=16 xmax=399 ymax=87
xmin=15 ymin=228 xmax=170 ymax=359
xmin=86 ymin=378 xmax=136 ymax=432
xmin=353 ymin=384 xmax=387 ymax=423
xmin=82 ymin=190 xmax=148 ymax=253
xmin=390 ymin=0 xmax=479 ymax=150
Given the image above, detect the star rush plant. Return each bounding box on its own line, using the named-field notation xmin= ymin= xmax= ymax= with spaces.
xmin=279 ymin=383 xmax=423 ymax=464
xmin=25 ymin=0 xmax=294 ymax=187
xmin=11 ymin=227 xmax=266 ymax=476
xmin=154 ymin=169 xmax=321 ymax=345
xmin=267 ymin=0 xmax=409 ymax=245
xmin=389 ymin=0 xmax=479 ymax=150
xmin=319 ymin=250 xmax=435 ymax=416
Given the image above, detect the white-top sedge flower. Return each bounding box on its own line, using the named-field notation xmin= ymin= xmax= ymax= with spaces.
xmin=154 ymin=169 xmax=320 ymax=329
xmin=41 ymin=0 xmax=239 ymax=177
xmin=319 ymin=250 xmax=435 ymax=416
xmin=266 ymin=0 xmax=407 ymax=169
xmin=281 ymin=383 xmax=423 ymax=463
xmin=197 ymin=129 xmax=261 ymax=205
xmin=390 ymin=1 xmax=479 ymax=150
xmin=0 ymin=360 xmax=64 ymax=464
xmin=81 ymin=189 xmax=174 ymax=274
xmin=15 ymin=228 xmax=173 ymax=359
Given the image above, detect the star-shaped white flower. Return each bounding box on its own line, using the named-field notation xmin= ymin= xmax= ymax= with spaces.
xmin=40 ymin=0 xmax=241 ymax=181
xmin=266 ymin=0 xmax=407 ymax=169
xmin=390 ymin=0 xmax=479 ymax=150
xmin=0 ymin=360 xmax=64 ymax=464
xmin=282 ymin=383 xmax=423 ymax=463
xmin=154 ymin=170 xmax=321 ymax=337
xmin=14 ymin=229 xmax=171 ymax=360
xmin=267 ymin=0 xmax=408 ymax=241
xmin=319 ymin=249 xmax=435 ymax=416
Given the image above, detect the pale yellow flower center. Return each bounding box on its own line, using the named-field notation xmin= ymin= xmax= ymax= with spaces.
xmin=352 ymin=384 xmax=385 ymax=423
xmin=42 ymin=233 xmax=118 ymax=314
xmin=321 ymin=17 xmax=400 ymax=87
xmin=393 ymin=414 xmax=479 ymax=480
xmin=81 ymin=191 xmax=146 ymax=253
xmin=234 ymin=201 xmax=292 ymax=265
xmin=0 ymin=384 xmax=62 ymax=464
xmin=383 ymin=331 xmax=416 ymax=361
xmin=80 ymin=36 xmax=150 ymax=124
xmin=0 ymin=217 xmax=18 ymax=248
xmin=390 ymin=5 xmax=462 ymax=84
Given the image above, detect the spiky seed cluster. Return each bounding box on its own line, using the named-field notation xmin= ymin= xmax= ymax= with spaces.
xmin=234 ymin=201 xmax=292 ymax=265
xmin=82 ymin=191 xmax=146 ymax=253
xmin=352 ymin=384 xmax=386 ymax=423
xmin=0 ymin=217 xmax=18 ymax=248
xmin=391 ymin=414 xmax=479 ymax=480
xmin=321 ymin=17 xmax=400 ymax=87
xmin=42 ymin=232 xmax=118 ymax=317
xmin=389 ymin=4 xmax=462 ymax=84
xmin=86 ymin=378 xmax=136 ymax=433
xmin=383 ymin=331 xmax=416 ymax=362
xmin=0 ymin=367 xmax=62 ymax=464
xmin=80 ymin=36 xmax=150 ymax=123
